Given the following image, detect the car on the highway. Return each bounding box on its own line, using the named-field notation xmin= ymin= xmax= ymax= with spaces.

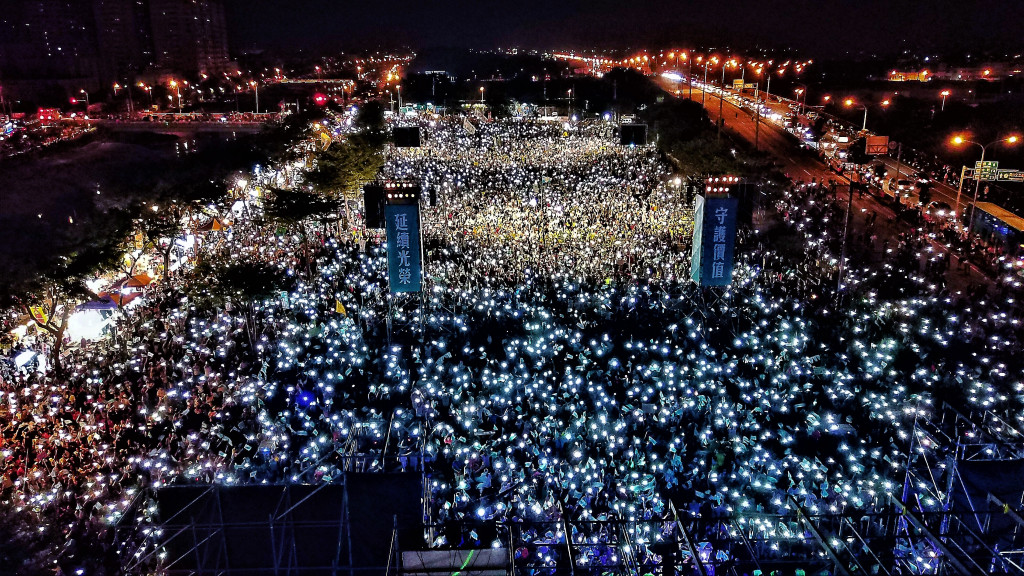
xmin=882 ymin=177 xmax=918 ymax=205
xmin=862 ymin=161 xmax=888 ymax=185
xmin=922 ymin=201 xmax=954 ymax=224
xmin=884 ymin=178 xmax=915 ymax=195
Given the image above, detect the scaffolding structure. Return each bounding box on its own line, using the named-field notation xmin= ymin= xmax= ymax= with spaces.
xmin=113 ymin=465 xmax=424 ymax=576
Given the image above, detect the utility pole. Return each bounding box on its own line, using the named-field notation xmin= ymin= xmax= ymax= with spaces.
xmin=838 ymin=179 xmax=856 ymax=293
xmin=612 ymin=79 xmax=617 ymax=123
xmin=754 ymin=82 xmax=760 ymax=151
xmin=893 ymin=142 xmax=903 ymax=205
xmin=967 ymin=145 xmax=987 ymax=238
xmin=717 ymin=63 xmax=727 ymax=140
xmin=954 ymin=165 xmax=968 ymax=231
xmin=702 ymin=62 xmax=709 ymax=105
xmin=688 ymin=56 xmax=693 ymax=101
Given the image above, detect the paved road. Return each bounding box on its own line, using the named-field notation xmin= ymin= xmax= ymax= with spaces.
xmin=657 ymin=77 xmax=996 ymax=292
xmin=871 ymin=156 xmax=967 ymax=213
xmin=659 ymin=78 xmax=841 ymax=185
xmin=670 ymin=80 xmax=975 ymax=220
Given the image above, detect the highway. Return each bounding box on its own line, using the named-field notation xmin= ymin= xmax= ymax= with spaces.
xmin=656 ymin=76 xmax=997 ymax=289
xmin=661 ymin=77 xmax=980 ymax=222
xmin=657 ymin=77 xmax=843 ymax=185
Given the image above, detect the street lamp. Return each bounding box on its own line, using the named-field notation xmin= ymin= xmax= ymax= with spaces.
xmin=250 ymin=81 xmax=259 ymax=113
xmin=752 ymin=66 xmax=764 ymax=150
xmin=702 ymin=57 xmax=715 ymax=105
xmin=480 ymin=86 xmax=485 ymax=104
xmin=79 ymin=89 xmax=90 ymax=107
xmin=793 ymin=86 xmax=806 ymax=114
xmin=169 ymin=80 xmax=181 ymax=111
xmin=940 ymin=90 xmax=950 ymax=111
xmin=115 ymin=82 xmax=135 ymax=116
xmin=844 ymin=98 xmax=868 ymax=131
xmin=682 ymin=52 xmax=693 ymax=101
xmin=951 ymin=134 xmax=1020 ymax=235
xmin=138 ymin=83 xmax=153 ymax=108
xmin=718 ymin=59 xmax=736 ymax=140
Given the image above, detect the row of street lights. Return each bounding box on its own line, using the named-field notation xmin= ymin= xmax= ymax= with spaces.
xmin=665 ymin=54 xmax=808 ymax=143
xmin=77 ymin=75 xmax=266 ymax=116
xmin=659 ymin=52 xmax=1013 ymax=246
xmin=793 ymin=87 xmax=957 ymax=132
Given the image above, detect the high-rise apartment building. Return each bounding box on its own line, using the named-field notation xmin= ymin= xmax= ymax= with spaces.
xmin=92 ymin=0 xmax=154 ymax=81
xmin=149 ymin=0 xmax=233 ymax=77
xmin=0 ymin=0 xmax=100 ymax=81
xmin=0 ymin=0 xmax=233 ymax=101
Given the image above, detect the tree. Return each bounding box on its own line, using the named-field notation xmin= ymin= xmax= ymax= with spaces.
xmin=304 ymin=137 xmax=384 ymax=200
xmin=263 ymin=187 xmax=339 ymax=257
xmin=253 ymin=109 xmax=325 ymax=168
xmin=642 ymin=98 xmax=709 ymax=147
xmin=191 ymin=260 xmax=289 ymax=349
xmin=847 ymin=138 xmax=872 ymax=166
xmin=668 ymin=136 xmax=746 ymax=177
xmin=22 ymin=234 xmax=122 ymax=375
xmin=117 ymin=208 xmax=179 ymax=278
xmin=355 ymin=100 xmax=386 ymax=133
xmin=0 ymin=502 xmax=59 ymax=576
xmin=264 ymin=188 xmax=338 ymax=225
xmin=138 ymin=179 xmax=230 ymax=279
xmin=214 ymin=261 xmax=288 ymax=305
xmin=917 ymin=181 xmax=933 ymax=206
xmin=303 ymin=136 xmax=385 ymax=228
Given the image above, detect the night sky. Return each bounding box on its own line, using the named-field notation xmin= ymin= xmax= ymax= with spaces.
xmin=225 ymin=0 xmax=1024 ymax=55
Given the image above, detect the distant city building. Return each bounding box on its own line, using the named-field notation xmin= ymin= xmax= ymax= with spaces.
xmin=0 ymin=0 xmax=234 ymax=103
xmin=93 ymin=0 xmax=155 ymax=81
xmin=888 ymin=63 xmax=1021 ymax=82
xmin=149 ymin=0 xmax=235 ymax=78
xmin=937 ymin=63 xmax=1017 ymax=81
xmin=0 ymin=0 xmax=100 ymax=82
xmin=887 ymin=69 xmax=932 ymax=82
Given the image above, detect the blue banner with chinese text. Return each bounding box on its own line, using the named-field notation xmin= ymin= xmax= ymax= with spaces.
xmin=385 ymin=203 xmax=423 ymax=293
xmin=690 ymin=196 xmax=738 ymax=286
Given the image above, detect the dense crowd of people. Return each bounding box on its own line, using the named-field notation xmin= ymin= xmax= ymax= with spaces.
xmin=383 ymin=119 xmax=692 ymax=283
xmin=1 ymin=115 xmax=1022 ymax=575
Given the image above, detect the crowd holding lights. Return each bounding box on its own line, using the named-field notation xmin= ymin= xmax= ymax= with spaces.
xmin=0 ymin=113 xmax=1023 ymax=573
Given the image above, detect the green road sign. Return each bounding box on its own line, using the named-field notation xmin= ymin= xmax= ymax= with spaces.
xmin=997 ymin=169 xmax=1024 ymax=182
xmin=975 ymin=160 xmax=999 ymax=181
